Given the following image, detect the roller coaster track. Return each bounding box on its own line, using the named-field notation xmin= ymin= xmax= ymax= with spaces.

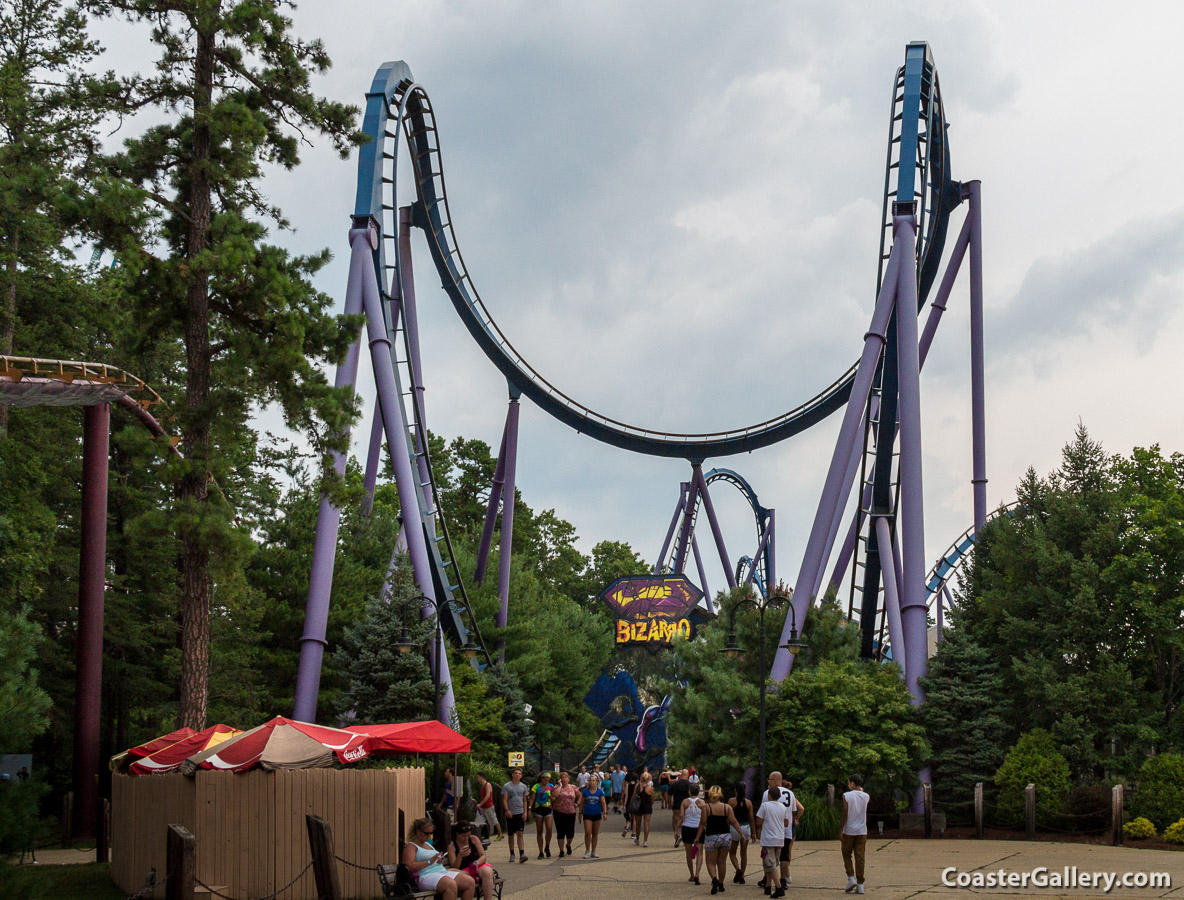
xmin=357 ymin=42 xmax=958 ymax=462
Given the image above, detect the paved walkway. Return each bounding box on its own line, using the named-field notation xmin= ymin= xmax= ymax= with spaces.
xmin=494 ymin=812 xmax=1183 ymax=899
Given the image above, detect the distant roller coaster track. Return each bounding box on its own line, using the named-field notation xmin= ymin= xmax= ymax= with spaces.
xmin=355 ymin=43 xmax=959 ymax=459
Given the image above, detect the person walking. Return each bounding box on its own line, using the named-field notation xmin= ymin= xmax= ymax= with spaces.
xmin=840 ymin=774 xmax=869 ymax=895
xmin=474 ymin=774 xmax=503 ymax=843
xmin=678 ymin=783 xmax=706 ymax=884
xmin=620 ymin=769 xmax=638 ymax=838
xmin=529 ymin=772 xmax=555 ymax=859
xmin=758 ymin=772 xmax=802 ymax=891
xmin=696 ymin=785 xmax=741 ymax=894
xmin=727 ymin=782 xmax=754 ymax=884
xmin=501 ymin=768 xmax=529 ymax=864
xmin=552 ymin=771 xmax=580 ymax=858
xmin=632 ymin=770 xmax=655 ymax=846
xmin=755 ymin=789 xmax=789 ymax=899
xmin=658 ymin=768 xmax=672 ymax=809
xmin=669 ymin=768 xmax=691 ymax=844
xmin=576 ymin=765 xmax=590 ymax=789
xmin=611 ymin=764 xmax=627 ymax=814
xmin=579 ymin=774 xmax=608 ymax=858
xmin=447 ymin=821 xmax=495 ymax=900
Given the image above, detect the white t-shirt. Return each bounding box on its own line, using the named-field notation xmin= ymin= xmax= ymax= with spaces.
xmin=577 ymin=771 xmax=590 ymax=788
xmin=756 ymin=799 xmax=789 ymax=846
xmin=843 ymin=790 xmax=869 ymax=836
xmin=761 ymin=786 xmax=792 ymax=807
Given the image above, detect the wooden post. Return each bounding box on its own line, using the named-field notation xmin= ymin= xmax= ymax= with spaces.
xmin=922 ymin=783 xmax=933 ymax=839
xmin=1024 ymin=784 xmax=1036 ymax=840
xmin=96 ymin=797 xmax=110 ymax=863
xmin=1111 ymin=784 xmax=1123 ymax=846
xmin=974 ymin=783 xmax=984 ymax=839
xmin=165 ymin=824 xmax=195 ymax=900
xmin=307 ymin=814 xmax=343 ymax=900
xmin=827 ymin=784 xmax=835 ymax=809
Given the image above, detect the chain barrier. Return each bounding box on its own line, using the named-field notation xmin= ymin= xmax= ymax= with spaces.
xmin=335 ymin=853 xmax=374 ymax=871
xmin=194 ymin=860 xmax=314 ymax=900
xmin=126 ymin=862 xmax=175 ymax=900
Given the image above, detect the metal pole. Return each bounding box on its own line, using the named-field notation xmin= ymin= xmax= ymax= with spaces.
xmin=766 ymin=509 xmax=776 ymax=591
xmin=758 ymin=605 xmax=766 ymax=787
xmin=73 ymin=401 xmax=109 ymax=837
xmin=655 ymin=484 xmax=688 ymax=574
xmin=966 ymin=181 xmax=988 ymax=532
xmin=474 ymin=417 xmax=509 ymax=583
xmin=399 ymin=208 xmax=437 ymax=530
xmin=496 ymin=390 xmax=521 ymax=663
xmin=672 ymin=476 xmax=700 ymax=574
xmin=691 ymin=534 xmax=711 ymax=606
xmin=694 ymin=465 xmax=737 ymax=590
xmin=294 ymin=224 xmax=369 ymax=721
xmin=893 ymin=213 xmax=928 ymax=703
xmin=745 ymin=522 xmax=774 ymax=588
xmin=771 ymin=246 xmax=903 ymax=683
xmin=434 ymin=617 xmax=443 ymax=789
xmin=874 ymin=517 xmax=905 ymax=666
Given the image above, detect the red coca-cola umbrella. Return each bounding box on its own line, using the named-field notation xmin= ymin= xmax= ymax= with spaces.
xmin=180 ymin=717 xmax=370 ymax=774
xmin=128 ymin=724 xmax=241 ymax=775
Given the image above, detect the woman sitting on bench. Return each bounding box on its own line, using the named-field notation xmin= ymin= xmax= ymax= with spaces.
xmin=447 ymin=822 xmax=495 ymax=900
xmin=403 ymin=817 xmax=476 ymax=900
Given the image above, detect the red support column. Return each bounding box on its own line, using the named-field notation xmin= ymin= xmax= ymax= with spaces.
xmin=73 ymin=402 xmax=109 ymax=837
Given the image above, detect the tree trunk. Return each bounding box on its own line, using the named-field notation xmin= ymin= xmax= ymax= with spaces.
xmin=177 ymin=23 xmax=215 ymax=731
xmin=0 ymin=230 xmax=19 ymax=436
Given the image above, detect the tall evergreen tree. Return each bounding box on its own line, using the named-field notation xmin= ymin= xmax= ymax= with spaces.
xmin=87 ymin=0 xmax=362 ymax=728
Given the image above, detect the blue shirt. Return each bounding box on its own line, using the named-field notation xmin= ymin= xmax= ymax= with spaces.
xmin=611 ymin=770 xmax=626 ymax=793
xmin=581 ymin=787 xmax=606 ymax=816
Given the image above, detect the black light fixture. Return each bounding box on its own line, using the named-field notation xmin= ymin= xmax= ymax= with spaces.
xmin=783 ymin=604 xmax=807 ymax=656
xmin=395 ymin=626 xmax=414 ymax=654
xmin=721 ymin=630 xmax=743 ymax=659
xmin=462 ymin=635 xmax=480 ymax=660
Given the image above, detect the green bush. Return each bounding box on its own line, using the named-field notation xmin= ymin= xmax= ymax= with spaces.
xmin=1163 ymin=819 xmax=1184 ymax=845
xmin=794 ymin=793 xmax=841 ymax=841
xmin=1123 ymin=817 xmax=1158 ymax=840
xmin=993 ymin=729 xmax=1070 ymax=827
xmin=1131 ymin=754 xmax=1184 ymax=831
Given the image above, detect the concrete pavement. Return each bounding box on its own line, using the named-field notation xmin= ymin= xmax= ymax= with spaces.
xmin=493 ymin=811 xmax=1183 ymax=899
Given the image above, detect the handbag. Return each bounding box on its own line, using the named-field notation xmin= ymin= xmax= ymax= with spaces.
xmin=628 ymin=790 xmax=643 ymax=815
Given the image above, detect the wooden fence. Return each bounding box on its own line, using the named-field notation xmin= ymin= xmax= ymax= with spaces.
xmin=112 ymin=767 xmax=425 ymax=900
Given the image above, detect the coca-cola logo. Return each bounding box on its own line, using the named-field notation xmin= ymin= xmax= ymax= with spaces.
xmin=343 ymin=746 xmax=369 ymax=762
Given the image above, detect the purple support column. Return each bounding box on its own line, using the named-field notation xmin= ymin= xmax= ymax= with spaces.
xmin=812 ymin=417 xmax=867 ymax=602
xmin=918 ymin=216 xmax=971 ymax=363
xmin=966 ymin=181 xmax=988 ymax=532
xmin=766 ymin=509 xmax=776 ymax=591
xmin=495 ymin=392 xmax=521 ymax=663
xmin=361 ymin=404 xmax=384 ymax=516
xmin=474 ymin=418 xmax=509 ymax=583
xmin=771 ymin=246 xmax=903 ymax=683
xmin=399 ymin=208 xmax=437 ymax=527
xmin=893 ymin=213 xmax=929 ymax=705
xmin=694 ymin=465 xmax=737 ymax=591
xmin=691 ymin=535 xmax=712 ymax=610
xmin=73 ymin=401 xmax=109 ymax=837
xmin=655 ymin=484 xmax=688 ymax=574
xmin=671 ymin=476 xmax=700 ymax=574
xmin=936 ymin=588 xmax=944 ymax=639
xmin=874 ymin=517 xmax=905 ymax=666
xmin=293 ymin=225 xmax=370 ymax=722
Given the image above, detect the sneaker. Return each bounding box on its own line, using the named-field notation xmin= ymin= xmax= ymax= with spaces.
xmin=591 ymin=852 xmax=599 ymax=858
xmin=621 ymin=828 xmax=629 ymax=838
xmin=846 ymin=876 xmax=857 ymax=893
xmin=737 ymin=876 xmax=745 ymax=885
xmin=519 ymin=855 xmax=527 ymax=864
xmin=509 ymin=853 xmax=516 ymax=863
xmin=675 ymin=836 xmax=682 ymax=847
xmin=583 ymin=851 xmax=591 ymax=859
xmin=634 ymin=836 xmax=639 ymax=845
xmin=855 ymin=886 xmax=864 ymax=895
xmin=771 ymin=890 xmax=785 ymax=899
xmin=538 ymin=852 xmax=544 ymax=860
xmin=718 ymin=881 xmax=725 ymax=893
xmin=758 ymin=878 xmax=767 ymax=889
xmin=545 ymin=847 xmax=551 ymax=858
xmin=733 ymin=873 xmax=742 ymax=885
xmin=494 ymin=834 xmax=504 ymax=842
xmin=558 ymin=849 xmax=565 ymax=859
xmin=785 ymin=877 xmax=792 ymax=885
xmin=643 ymin=841 xmax=648 ymax=847
xmin=711 ymin=881 xmax=719 ymax=895
xmin=764 ymin=887 xmax=771 ymax=896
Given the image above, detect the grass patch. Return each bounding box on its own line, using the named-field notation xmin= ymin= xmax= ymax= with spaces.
xmin=2 ymin=862 xmax=126 ymax=900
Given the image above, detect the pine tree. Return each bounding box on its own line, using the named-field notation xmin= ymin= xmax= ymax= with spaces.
xmin=87 ymin=0 xmax=362 ymax=728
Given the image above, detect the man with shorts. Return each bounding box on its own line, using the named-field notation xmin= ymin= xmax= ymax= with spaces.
xmin=610 ymin=765 xmax=626 ymax=814
xmin=501 ymin=768 xmax=530 ymax=863
xmin=474 ymin=773 xmax=502 ymax=842
xmin=669 ymin=768 xmax=691 ymax=844
xmin=759 ymin=772 xmax=803 ymax=890
xmin=756 ymin=788 xmax=789 ymax=898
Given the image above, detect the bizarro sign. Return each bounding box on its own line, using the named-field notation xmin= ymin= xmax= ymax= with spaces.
xmin=600 ymin=575 xmax=705 ymax=646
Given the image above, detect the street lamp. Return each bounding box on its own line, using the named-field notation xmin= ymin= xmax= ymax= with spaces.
xmin=719 ymin=589 xmax=807 ymax=787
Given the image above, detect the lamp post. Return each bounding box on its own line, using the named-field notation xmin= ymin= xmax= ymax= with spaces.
xmin=721 ymin=590 xmax=806 ymax=787
xmin=396 ymin=594 xmax=480 ymax=803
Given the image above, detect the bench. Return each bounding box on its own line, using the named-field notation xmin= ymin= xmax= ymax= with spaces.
xmin=377 ymin=863 xmax=504 ymax=900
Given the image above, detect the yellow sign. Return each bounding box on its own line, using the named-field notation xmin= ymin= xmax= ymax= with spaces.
xmin=615 ymin=617 xmax=693 ymax=644
xmin=508 ymin=752 xmax=525 ymax=767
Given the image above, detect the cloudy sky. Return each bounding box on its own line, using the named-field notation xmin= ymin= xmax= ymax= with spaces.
xmin=103 ymin=2 xmax=1184 ymax=599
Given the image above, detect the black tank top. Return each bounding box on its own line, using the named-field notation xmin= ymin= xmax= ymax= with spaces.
xmin=705 ymin=804 xmax=729 ymax=836
xmin=732 ymin=800 xmax=749 ymax=824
